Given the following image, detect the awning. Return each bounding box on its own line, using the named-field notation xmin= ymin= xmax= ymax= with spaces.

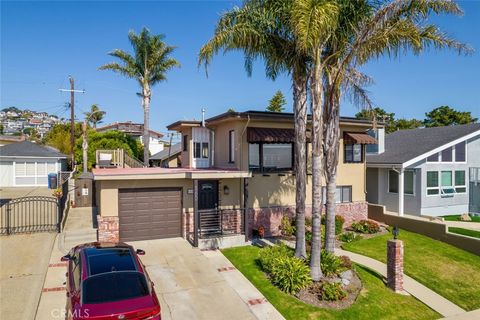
xmin=344 ymin=132 xmax=377 ymax=145
xmin=247 ymin=127 xmax=312 ymax=143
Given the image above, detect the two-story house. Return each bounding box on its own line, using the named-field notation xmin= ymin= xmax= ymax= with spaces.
xmin=93 ymin=110 xmax=379 ymax=248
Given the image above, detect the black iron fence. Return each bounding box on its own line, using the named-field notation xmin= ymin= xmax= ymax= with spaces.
xmin=198 ymin=208 xmax=245 ymax=238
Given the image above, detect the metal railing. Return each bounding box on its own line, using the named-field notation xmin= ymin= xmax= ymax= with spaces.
xmin=198 ymin=208 xmax=245 ymax=238
xmin=124 ymin=152 xmax=144 ymax=168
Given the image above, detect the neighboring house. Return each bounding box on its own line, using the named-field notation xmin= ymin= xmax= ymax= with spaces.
xmin=0 ymin=141 xmax=67 ymax=187
xmin=93 ymin=110 xmax=379 ymax=247
xmin=150 ymin=142 xmax=182 ymax=168
xmin=366 ymin=123 xmax=480 ymax=217
xmin=96 ymin=121 xmax=165 ymax=155
xmin=0 ymin=135 xmax=26 ymax=147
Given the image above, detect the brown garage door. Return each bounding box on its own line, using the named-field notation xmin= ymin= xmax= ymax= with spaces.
xmin=119 ymin=188 xmax=182 ymax=241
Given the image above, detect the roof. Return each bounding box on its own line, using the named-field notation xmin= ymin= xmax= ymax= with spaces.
xmin=367 ymin=123 xmax=480 ymax=165
xmin=150 ymin=142 xmax=182 ymax=161
xmin=97 ymin=121 xmax=164 ymax=138
xmin=93 ymin=167 xmax=252 ymax=180
xmin=167 ymin=110 xmax=381 ymax=130
xmin=0 ymin=141 xmax=67 ymax=158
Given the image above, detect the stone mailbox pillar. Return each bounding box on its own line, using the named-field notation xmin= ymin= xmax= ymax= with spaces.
xmin=387 ymin=239 xmax=404 ymax=292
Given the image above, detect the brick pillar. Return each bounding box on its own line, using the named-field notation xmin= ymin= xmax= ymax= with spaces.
xmin=97 ymin=215 xmax=119 ymax=243
xmin=387 ymin=239 xmax=404 ymax=292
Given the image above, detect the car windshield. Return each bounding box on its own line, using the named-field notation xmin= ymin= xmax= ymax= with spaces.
xmin=83 ymin=271 xmax=149 ymax=304
xmin=86 ymin=248 xmax=136 ymax=275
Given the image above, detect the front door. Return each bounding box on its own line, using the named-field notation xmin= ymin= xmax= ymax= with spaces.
xmin=198 ymin=180 xmax=218 ymax=210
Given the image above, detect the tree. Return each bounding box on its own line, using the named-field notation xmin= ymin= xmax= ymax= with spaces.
xmin=43 ymin=123 xmax=83 ymax=156
xmin=84 ymin=104 xmax=106 ymax=129
xmin=199 ymin=0 xmax=312 ymax=261
xmin=266 ymin=90 xmax=286 ymax=112
xmin=395 ymin=118 xmax=423 ymax=131
xmin=424 ymin=106 xmax=477 ymax=127
xmin=0 ymin=124 xmax=3 ymax=134
xmin=355 ymin=108 xmax=423 ymax=132
xmin=321 ymin=0 xmax=470 ymax=254
xmin=99 ymin=27 xmax=180 ymax=166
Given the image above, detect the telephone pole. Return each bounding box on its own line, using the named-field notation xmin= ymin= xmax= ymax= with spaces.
xmin=59 ymin=76 xmax=85 ymax=168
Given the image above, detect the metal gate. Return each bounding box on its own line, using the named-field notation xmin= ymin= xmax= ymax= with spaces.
xmin=469 ymin=168 xmax=480 ymax=214
xmin=0 ymin=196 xmax=59 ymax=235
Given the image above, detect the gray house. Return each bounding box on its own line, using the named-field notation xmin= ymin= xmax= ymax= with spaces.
xmin=366 ymin=123 xmax=480 ymax=217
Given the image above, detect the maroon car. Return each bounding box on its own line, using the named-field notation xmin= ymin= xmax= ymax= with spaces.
xmin=62 ymin=242 xmax=161 ymax=320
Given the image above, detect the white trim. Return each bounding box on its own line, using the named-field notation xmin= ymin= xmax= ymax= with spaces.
xmin=425 ymin=169 xmax=467 ymax=197
xmin=403 ymin=130 xmax=480 ymax=168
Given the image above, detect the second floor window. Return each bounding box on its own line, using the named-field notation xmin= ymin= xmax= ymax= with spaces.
xmin=344 ymin=144 xmax=363 ymax=163
xmin=194 ymin=142 xmax=209 ymax=159
xmin=183 ymin=135 xmax=188 ymax=151
xmin=249 ymin=143 xmax=293 ymax=171
xmin=229 ymin=130 xmax=235 ymax=163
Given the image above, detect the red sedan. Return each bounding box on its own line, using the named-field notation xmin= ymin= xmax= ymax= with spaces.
xmin=62 ymin=242 xmax=161 ymax=320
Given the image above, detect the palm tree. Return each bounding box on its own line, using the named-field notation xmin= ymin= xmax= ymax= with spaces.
xmin=321 ymin=0 xmax=471 ymax=252
xmin=84 ymin=104 xmax=106 ymax=129
xmin=99 ymin=28 xmax=180 ymax=166
xmin=199 ymin=0 xmax=311 ymax=259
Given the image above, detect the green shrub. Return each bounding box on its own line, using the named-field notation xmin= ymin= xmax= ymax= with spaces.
xmin=305 ymin=217 xmax=312 ymax=227
xmin=339 ymin=231 xmax=363 ymax=243
xmin=258 ymin=244 xmax=292 ymax=274
xmin=270 ymin=256 xmax=312 ymax=294
xmin=321 ymin=215 xmax=345 ymax=234
xmin=280 ymin=215 xmax=295 ymax=236
xmin=320 ymin=250 xmax=342 ymax=276
xmin=305 ymin=230 xmax=312 ymax=242
xmin=351 ymin=219 xmax=380 ymax=234
xmin=320 ymin=282 xmax=347 ymax=301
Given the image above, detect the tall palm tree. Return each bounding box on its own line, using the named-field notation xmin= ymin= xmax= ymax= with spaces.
xmin=99 ymin=28 xmax=180 ymax=166
xmin=199 ymin=0 xmax=311 ymax=259
xmin=321 ymin=0 xmax=471 ymax=252
xmin=84 ymin=104 xmax=106 ymax=129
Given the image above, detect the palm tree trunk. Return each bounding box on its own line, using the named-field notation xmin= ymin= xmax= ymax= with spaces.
xmin=293 ymin=69 xmax=308 ymax=259
xmin=143 ymin=86 xmax=151 ymax=167
xmin=310 ymin=56 xmax=324 ymax=281
xmin=324 ymin=83 xmax=341 ymax=253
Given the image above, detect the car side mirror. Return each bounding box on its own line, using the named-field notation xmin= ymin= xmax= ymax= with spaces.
xmin=61 ymin=254 xmax=71 ymax=262
xmin=136 ymin=249 xmax=145 ymax=255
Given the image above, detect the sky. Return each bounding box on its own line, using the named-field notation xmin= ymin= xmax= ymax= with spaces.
xmin=1 ymin=0 xmax=479 ymax=135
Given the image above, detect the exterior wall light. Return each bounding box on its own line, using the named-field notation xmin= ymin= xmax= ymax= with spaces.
xmin=223 ymin=185 xmax=230 ymax=195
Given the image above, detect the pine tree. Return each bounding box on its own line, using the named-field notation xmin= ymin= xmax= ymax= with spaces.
xmin=266 ymin=90 xmax=286 ymax=112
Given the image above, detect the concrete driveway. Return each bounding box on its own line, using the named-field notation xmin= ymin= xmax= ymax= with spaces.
xmin=130 ymin=238 xmax=258 ymax=320
xmin=0 ymin=232 xmax=56 ymax=320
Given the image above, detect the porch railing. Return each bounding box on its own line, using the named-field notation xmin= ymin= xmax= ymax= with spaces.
xmin=198 ymin=208 xmax=245 ymax=238
xmin=96 ymin=149 xmax=144 ymax=168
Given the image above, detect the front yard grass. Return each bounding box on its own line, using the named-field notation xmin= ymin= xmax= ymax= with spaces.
xmin=222 ymin=245 xmax=439 ymax=320
xmin=448 ymin=227 xmax=480 ymax=239
xmin=342 ymin=229 xmax=480 ymax=311
xmin=442 ymin=214 xmax=480 ymax=223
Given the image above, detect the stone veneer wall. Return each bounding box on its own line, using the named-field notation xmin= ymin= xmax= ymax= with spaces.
xmin=248 ymin=201 xmax=368 ymax=237
xmin=97 ymin=215 xmax=119 ymax=242
xmin=183 ymin=211 xmax=194 ymax=243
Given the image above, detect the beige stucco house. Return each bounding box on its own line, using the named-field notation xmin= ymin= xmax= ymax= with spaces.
xmin=93 ymin=110 xmax=379 ymax=248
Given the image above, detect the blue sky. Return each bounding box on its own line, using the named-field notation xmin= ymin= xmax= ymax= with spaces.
xmin=1 ymin=0 xmax=479 ymax=134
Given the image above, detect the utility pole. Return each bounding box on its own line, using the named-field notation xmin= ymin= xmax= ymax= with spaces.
xmin=59 ymin=76 xmax=85 ymax=168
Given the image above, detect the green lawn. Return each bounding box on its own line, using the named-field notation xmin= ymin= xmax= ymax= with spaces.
xmin=222 ymin=245 xmax=439 ymax=320
xmin=342 ymin=229 xmax=480 ymax=311
xmin=448 ymin=227 xmax=480 ymax=239
xmin=442 ymin=215 xmax=480 ymax=223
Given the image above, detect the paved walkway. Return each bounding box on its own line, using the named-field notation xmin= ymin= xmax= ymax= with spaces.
xmin=443 ymin=220 xmax=480 ymax=231
xmin=335 ymin=248 xmax=466 ymax=318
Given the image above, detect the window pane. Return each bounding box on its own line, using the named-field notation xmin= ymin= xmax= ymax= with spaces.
xmin=194 ymin=142 xmax=201 ymax=158
xmin=455 ymin=141 xmax=466 ymax=162
xmin=335 ymin=187 xmax=341 ymax=203
xmin=15 ymin=162 xmax=26 ymax=176
xmin=345 ymin=145 xmax=353 ymax=162
xmin=342 ymin=186 xmax=352 ymax=203
xmin=427 ymin=153 xmax=439 ymax=162
xmin=441 ymin=171 xmax=452 ymax=187
xmin=263 ymin=144 xmax=292 ymax=169
xmin=229 ymin=131 xmax=235 ymax=162
xmin=248 ymin=144 xmax=260 ymax=169
xmin=441 ymin=147 xmax=452 ymax=162
xmin=404 ymin=171 xmax=414 ymax=195
xmin=183 ymin=135 xmax=188 ymax=151
xmin=202 ymin=142 xmax=209 ymax=158
xmin=427 ymin=172 xmax=438 ymax=187
xmin=353 ymin=144 xmax=362 ymax=162
xmin=26 ymin=162 xmax=36 ymax=176
xmin=389 ymin=170 xmax=398 ymax=193
xmin=37 ymin=162 xmax=46 ymax=175
xmin=455 ymin=187 xmax=466 ymax=193
xmin=427 ymin=189 xmax=439 ymax=195
xmin=455 ymin=171 xmax=465 ymax=186
xmin=47 ymin=162 xmax=56 ymax=174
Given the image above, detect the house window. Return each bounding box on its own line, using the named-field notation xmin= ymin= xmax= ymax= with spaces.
xmin=455 ymin=170 xmax=466 ymax=193
xmin=426 ymin=153 xmax=439 ymax=162
xmin=388 ymin=170 xmax=414 ymax=195
xmin=201 ymin=142 xmax=209 ymax=159
xmin=183 ymin=135 xmax=188 ymax=151
xmin=427 ymin=171 xmax=439 ymax=195
xmin=229 ymin=130 xmax=235 ymax=163
xmin=194 ymin=142 xmax=201 ymax=158
xmin=344 ymin=144 xmax=363 ymax=163
xmin=441 ymin=170 xmax=455 ymax=195
xmin=248 ymin=143 xmax=293 ymax=171
xmin=455 ymin=141 xmax=466 ymax=162
xmin=322 ymin=186 xmax=352 ymax=203
xmin=441 ymin=147 xmax=453 ymax=162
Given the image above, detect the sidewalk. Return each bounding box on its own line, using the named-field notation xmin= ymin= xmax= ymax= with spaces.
xmin=335 ymin=248 xmax=466 ymax=318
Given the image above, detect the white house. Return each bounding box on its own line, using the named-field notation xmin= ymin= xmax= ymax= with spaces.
xmin=0 ymin=141 xmax=67 ymax=187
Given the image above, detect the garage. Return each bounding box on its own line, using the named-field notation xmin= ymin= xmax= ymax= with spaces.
xmin=118 ymin=188 xmax=182 ymax=241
